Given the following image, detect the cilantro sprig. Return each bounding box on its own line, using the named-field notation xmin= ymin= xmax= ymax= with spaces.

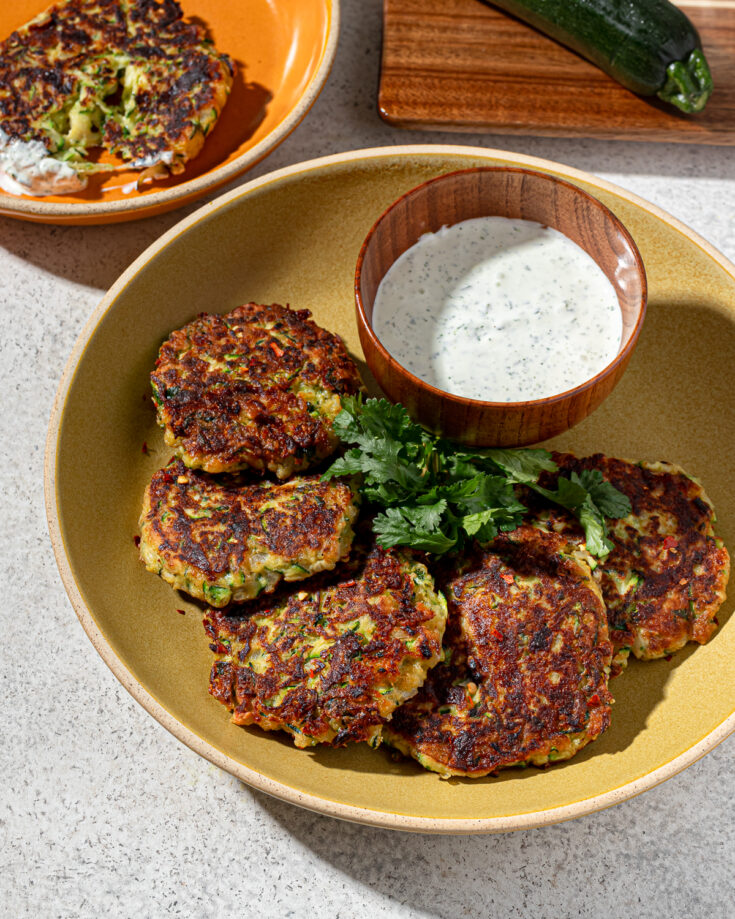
xmin=323 ymin=395 xmax=630 ymax=556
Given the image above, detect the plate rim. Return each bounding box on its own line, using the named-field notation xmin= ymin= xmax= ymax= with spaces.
xmin=0 ymin=0 xmax=339 ymax=223
xmin=45 ymin=143 xmax=735 ymax=834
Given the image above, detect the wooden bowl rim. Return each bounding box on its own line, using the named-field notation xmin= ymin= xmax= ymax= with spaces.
xmin=355 ymin=165 xmax=648 ymax=410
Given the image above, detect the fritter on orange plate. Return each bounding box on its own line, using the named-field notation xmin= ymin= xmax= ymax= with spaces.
xmin=0 ymin=0 xmax=233 ymax=193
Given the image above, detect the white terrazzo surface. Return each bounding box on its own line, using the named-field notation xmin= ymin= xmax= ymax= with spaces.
xmin=2 ymin=1 xmax=734 ymax=915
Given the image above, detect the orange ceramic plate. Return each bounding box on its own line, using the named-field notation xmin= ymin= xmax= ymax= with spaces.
xmin=0 ymin=0 xmax=337 ymax=224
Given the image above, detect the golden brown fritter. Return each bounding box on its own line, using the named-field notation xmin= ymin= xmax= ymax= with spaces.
xmin=151 ymin=303 xmax=363 ymax=479
xmin=534 ymin=453 xmax=730 ymax=670
xmin=383 ymin=526 xmax=613 ymax=778
xmin=205 ymin=538 xmax=448 ymax=748
xmin=0 ymin=0 xmax=233 ymax=191
xmin=139 ymin=458 xmax=359 ymax=607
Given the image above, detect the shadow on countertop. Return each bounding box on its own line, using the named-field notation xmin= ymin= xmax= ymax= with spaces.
xmin=0 ymin=208 xmax=188 ymax=290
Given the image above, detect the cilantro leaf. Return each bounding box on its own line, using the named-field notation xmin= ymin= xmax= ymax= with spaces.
xmin=461 ymin=508 xmax=501 ymax=538
xmin=442 ymin=472 xmax=510 ymax=504
xmin=333 ymin=396 xmax=428 ymax=463
xmin=324 ymin=396 xmax=429 ymax=498
xmin=574 ymin=497 xmax=611 ymax=557
xmin=457 ymin=447 xmax=557 ymax=484
xmin=574 ymin=468 xmax=632 ymax=519
xmin=404 ymin=499 xmax=448 ymax=532
xmin=532 ymin=471 xmax=628 ymax=556
xmin=324 ymin=447 xmax=369 ymax=478
xmin=372 ymin=506 xmax=456 ymax=553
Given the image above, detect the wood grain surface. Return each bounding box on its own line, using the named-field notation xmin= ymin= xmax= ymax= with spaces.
xmin=379 ymin=0 xmax=735 ymax=143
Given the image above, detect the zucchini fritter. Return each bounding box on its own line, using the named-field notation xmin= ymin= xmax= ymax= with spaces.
xmin=383 ymin=526 xmax=613 ymax=778
xmin=205 ymin=540 xmax=448 ymax=748
xmin=535 ymin=453 xmax=730 ymax=669
xmin=0 ymin=0 xmax=233 ymax=193
xmin=151 ymin=303 xmax=363 ymax=479
xmin=139 ymin=459 xmax=359 ymax=607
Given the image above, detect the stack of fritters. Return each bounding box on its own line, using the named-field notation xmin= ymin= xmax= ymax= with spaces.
xmin=141 ymin=302 xmax=449 ymax=750
xmin=382 ymin=455 xmax=728 ymax=776
xmin=140 ymin=303 xmax=364 ymax=605
xmin=139 ymin=304 xmax=729 ymax=772
xmin=0 ymin=0 xmax=234 ymax=189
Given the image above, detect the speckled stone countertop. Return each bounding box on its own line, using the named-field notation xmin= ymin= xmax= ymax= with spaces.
xmin=2 ymin=2 xmax=734 ymax=915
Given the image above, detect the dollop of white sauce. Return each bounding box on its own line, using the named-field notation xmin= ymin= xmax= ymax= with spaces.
xmin=0 ymin=129 xmax=177 ymax=197
xmin=129 ymin=149 xmax=174 ymax=169
xmin=372 ymin=216 xmax=623 ymax=402
xmin=0 ymin=129 xmax=87 ymax=196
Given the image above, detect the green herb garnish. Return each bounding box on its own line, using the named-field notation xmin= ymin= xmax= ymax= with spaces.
xmin=323 ymin=396 xmax=630 ymax=556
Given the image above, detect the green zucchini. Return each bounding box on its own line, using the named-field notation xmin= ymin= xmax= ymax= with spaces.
xmin=487 ymin=0 xmax=713 ymax=113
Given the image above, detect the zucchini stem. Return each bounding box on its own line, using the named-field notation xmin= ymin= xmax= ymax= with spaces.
xmin=657 ymin=49 xmax=713 ymax=114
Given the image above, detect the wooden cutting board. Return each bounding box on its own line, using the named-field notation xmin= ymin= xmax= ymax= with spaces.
xmin=379 ymin=0 xmax=735 ymax=143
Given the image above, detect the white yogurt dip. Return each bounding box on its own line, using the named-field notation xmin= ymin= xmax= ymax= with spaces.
xmin=372 ymin=216 xmax=623 ymax=402
xmin=0 ymin=129 xmax=87 ymax=197
xmin=0 ymin=128 xmax=177 ymax=197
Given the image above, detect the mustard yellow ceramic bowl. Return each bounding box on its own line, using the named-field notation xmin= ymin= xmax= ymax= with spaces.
xmin=46 ymin=146 xmax=735 ymax=833
xmin=0 ymin=0 xmax=338 ymax=225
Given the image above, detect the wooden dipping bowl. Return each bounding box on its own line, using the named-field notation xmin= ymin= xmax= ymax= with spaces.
xmin=354 ymin=166 xmax=647 ymax=446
